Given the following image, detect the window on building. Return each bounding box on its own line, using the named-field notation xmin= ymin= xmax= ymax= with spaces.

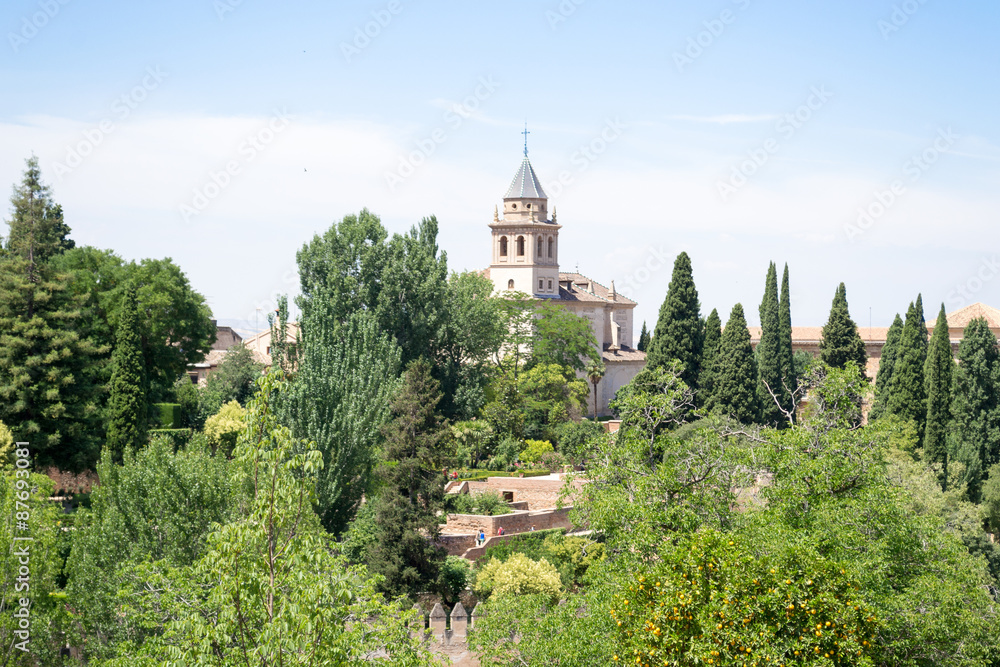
xmin=499 ymin=236 xmax=508 ymax=257
xmin=508 ymin=279 xmax=514 ymax=290
xmin=548 ymin=237 xmax=554 ymax=258
xmin=537 ymin=237 xmax=543 ymax=258
xmin=516 ymin=236 xmax=525 ymax=256
xmin=548 ymin=279 xmax=553 ymax=291
xmin=538 ymin=279 xmax=544 ymax=291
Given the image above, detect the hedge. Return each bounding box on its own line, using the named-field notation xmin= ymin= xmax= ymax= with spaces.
xmin=153 ymin=403 xmax=183 ymax=429
xmin=452 ymin=469 xmax=551 ymax=482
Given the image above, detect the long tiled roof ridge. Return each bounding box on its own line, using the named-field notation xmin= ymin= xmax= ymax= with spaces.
xmin=558 ymin=272 xmax=637 ymax=306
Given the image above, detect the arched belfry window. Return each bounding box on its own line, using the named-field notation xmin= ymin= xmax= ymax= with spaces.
xmin=507 ymin=279 xmax=514 ymax=290
xmin=516 ymin=236 xmax=525 ymax=256
xmin=537 ymin=237 xmax=543 ymax=258
xmin=499 ymin=236 xmax=508 ymax=257
xmin=548 ymin=237 xmax=554 ymax=258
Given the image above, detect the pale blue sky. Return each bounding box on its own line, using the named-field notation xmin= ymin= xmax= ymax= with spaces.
xmin=3 ymin=1 xmax=999 ymax=333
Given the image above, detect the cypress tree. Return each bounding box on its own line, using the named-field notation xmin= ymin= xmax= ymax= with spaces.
xmin=777 ymin=263 xmax=797 ymax=418
xmin=699 ymin=308 xmax=722 ymax=406
xmin=0 ymin=157 xmax=101 ymax=470
xmin=757 ymin=262 xmax=785 ymax=427
xmin=637 ymin=321 xmax=650 ymax=352
xmin=819 ymin=283 xmax=867 ymax=372
xmin=950 ymin=317 xmax=1000 ymax=503
xmin=886 ymin=298 xmax=929 ymax=446
xmin=367 ymin=359 xmax=451 ymax=598
xmin=924 ymin=304 xmax=953 ymax=486
xmin=646 ymin=252 xmax=703 ymax=389
xmin=870 ymin=314 xmax=904 ymax=421
xmin=710 ymin=304 xmax=760 ymax=424
xmin=105 ymin=283 xmax=147 ymax=460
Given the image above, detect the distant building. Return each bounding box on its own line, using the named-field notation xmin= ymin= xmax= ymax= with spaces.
xmin=482 ymin=151 xmax=646 ymax=416
xmin=748 ymin=302 xmax=1000 ymax=379
xmin=242 ymin=323 xmax=301 ymax=369
xmin=187 ymin=321 xmax=243 ymax=385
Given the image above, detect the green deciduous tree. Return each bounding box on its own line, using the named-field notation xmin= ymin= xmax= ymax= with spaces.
xmin=53 ymin=246 xmax=216 ymax=402
xmin=0 ymin=158 xmax=103 ymax=470
xmin=1 ymin=469 xmax=71 ymax=664
xmin=106 ymin=283 xmax=147 ymax=460
xmin=532 ymin=300 xmax=600 ymax=371
xmin=757 ymin=262 xmax=785 ymax=427
xmin=887 ymin=298 xmax=929 ymax=446
xmin=949 ymin=317 xmax=1000 ymax=502
xmin=101 ymin=372 xmax=432 ymax=666
xmin=870 ymin=314 xmax=904 ymax=421
xmin=709 ymin=303 xmax=760 ymax=424
xmin=646 ymin=252 xmax=703 ymax=389
xmin=280 ymin=302 xmax=401 ymax=535
xmin=924 ymin=304 xmax=953 ymax=482
xmin=198 ymin=343 xmax=262 ymax=421
xmin=64 ymin=436 xmax=236 ymax=660
xmin=819 ymin=282 xmax=867 ymax=372
xmin=698 ymin=307 xmax=722 ymax=406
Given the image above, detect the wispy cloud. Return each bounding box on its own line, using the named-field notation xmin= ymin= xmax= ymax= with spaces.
xmin=665 ymin=113 xmax=779 ymax=125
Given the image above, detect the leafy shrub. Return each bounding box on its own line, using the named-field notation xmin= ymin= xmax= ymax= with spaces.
xmin=487 ymin=436 xmax=522 ymax=471
xmin=538 ymin=451 xmax=565 ymax=472
xmin=520 ymin=439 xmax=554 ymax=463
xmin=480 ymin=528 xmax=566 ymax=563
xmin=0 ymin=420 xmax=12 ymax=469
xmin=552 ymin=419 xmax=603 ymax=463
xmin=438 ymin=555 xmax=471 ymax=605
xmin=474 ymin=490 xmax=508 ymax=516
xmin=444 ymin=492 xmax=475 ymax=515
xmin=473 ymin=553 xmax=562 ymax=603
xmin=148 ymin=428 xmax=194 ymax=449
xmin=203 ymin=400 xmax=245 ymax=455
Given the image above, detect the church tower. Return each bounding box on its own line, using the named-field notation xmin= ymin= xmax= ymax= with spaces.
xmin=488 ymin=149 xmax=561 ymax=298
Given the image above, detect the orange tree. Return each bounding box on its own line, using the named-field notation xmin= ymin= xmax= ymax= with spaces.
xmin=609 ymin=529 xmax=877 ymax=666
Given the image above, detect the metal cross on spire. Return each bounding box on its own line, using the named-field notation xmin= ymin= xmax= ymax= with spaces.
xmin=522 ymin=122 xmax=530 ymax=157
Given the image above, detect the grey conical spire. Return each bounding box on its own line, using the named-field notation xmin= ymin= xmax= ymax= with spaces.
xmin=504 ymin=157 xmax=547 ymax=200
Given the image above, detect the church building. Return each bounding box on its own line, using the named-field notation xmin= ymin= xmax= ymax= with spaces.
xmin=483 ymin=150 xmax=646 ymax=416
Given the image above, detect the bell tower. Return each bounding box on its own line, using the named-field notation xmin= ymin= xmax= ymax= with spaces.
xmin=488 ymin=136 xmax=561 ymax=298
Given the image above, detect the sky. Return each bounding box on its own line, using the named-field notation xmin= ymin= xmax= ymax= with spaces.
xmin=2 ymin=0 xmax=999 ymax=335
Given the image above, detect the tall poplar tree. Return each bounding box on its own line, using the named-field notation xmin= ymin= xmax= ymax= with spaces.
xmin=887 ymin=298 xmax=929 ymax=446
xmin=709 ymin=304 xmax=760 ymax=424
xmin=0 ymin=157 xmax=102 ymax=470
xmin=646 ymin=252 xmax=703 ymax=390
xmin=923 ymin=304 xmax=953 ymax=486
xmin=870 ymin=314 xmax=904 ymax=421
xmin=777 ymin=263 xmax=797 ymax=418
xmin=105 ymin=283 xmax=147 ymax=460
xmin=950 ymin=317 xmax=1000 ymax=503
xmin=756 ymin=262 xmax=784 ymax=426
xmin=699 ymin=308 xmax=722 ymax=406
xmin=819 ymin=283 xmax=867 ymax=372
xmin=637 ymin=321 xmax=650 ymax=352
xmin=280 ymin=296 xmax=402 ymax=535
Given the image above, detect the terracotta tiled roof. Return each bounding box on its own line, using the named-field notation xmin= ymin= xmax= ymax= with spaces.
xmin=557 ymin=272 xmax=636 ymax=306
xmin=601 ymin=345 xmax=646 ymax=362
xmin=748 ymin=326 xmax=889 ymax=343
xmin=946 ymin=303 xmax=1000 ymax=329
